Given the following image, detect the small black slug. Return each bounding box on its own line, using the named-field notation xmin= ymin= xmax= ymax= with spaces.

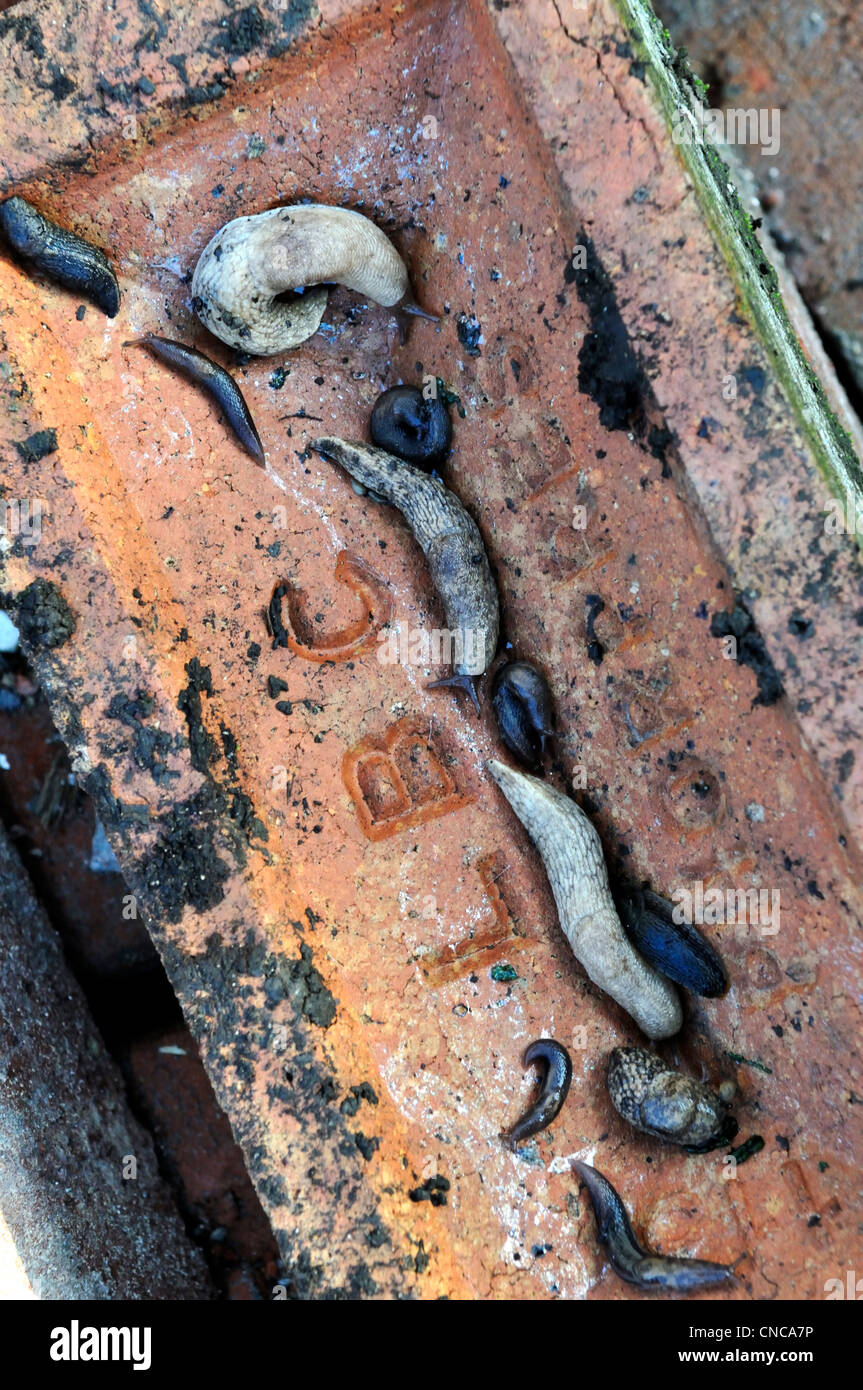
xmin=312 ymin=437 xmax=499 ymax=712
xmin=491 ymin=661 xmax=554 ymax=769
xmin=606 ymin=1047 xmax=738 ymax=1151
xmin=573 ymin=1161 xmax=739 ymax=1292
xmin=0 ymin=196 xmax=120 ymax=316
xmin=370 ymin=386 xmax=451 ymax=466
xmin=501 ymin=1039 xmax=572 ymax=1149
xmin=616 ymin=886 xmax=728 ymax=998
xmin=125 ymin=335 xmax=265 ymax=464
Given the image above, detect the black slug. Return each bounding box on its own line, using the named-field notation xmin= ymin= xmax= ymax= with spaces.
xmin=370 ymin=386 xmax=451 ymax=466
xmin=491 ymin=661 xmax=554 ymax=769
xmin=616 ymin=886 xmax=728 ymax=998
xmin=124 ymin=335 xmax=265 ymax=464
xmin=573 ymin=1161 xmax=739 ymax=1292
xmin=501 ymin=1039 xmax=572 ymax=1149
xmin=606 ymin=1047 xmax=738 ymax=1151
xmin=0 ymin=196 xmax=120 ymax=316
xmin=311 ymin=437 xmax=499 ymax=712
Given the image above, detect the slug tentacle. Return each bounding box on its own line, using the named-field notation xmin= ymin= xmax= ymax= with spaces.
xmin=492 ymin=661 xmax=554 ymax=769
xmin=0 ymin=196 xmax=120 ymax=316
xmin=616 ymin=886 xmax=728 ymax=997
xmin=606 ymin=1047 xmax=738 ymax=1151
xmin=501 ymin=1039 xmax=572 ymax=1149
xmin=370 ymin=386 xmax=451 ymax=466
xmin=573 ymin=1161 xmax=738 ymax=1292
xmin=124 ymin=335 xmax=265 ymax=464
xmin=486 ymin=761 xmax=682 ymax=1039
xmin=192 ymin=205 xmax=431 ymax=355
xmin=312 ymin=438 xmax=499 ymax=707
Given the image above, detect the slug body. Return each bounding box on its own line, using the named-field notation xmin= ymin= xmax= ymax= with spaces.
xmin=607 ymin=1047 xmax=738 ymax=1151
xmin=487 ymin=761 xmax=682 ymax=1039
xmin=502 ymin=1039 xmax=572 ymax=1149
xmin=192 ymin=205 xmax=426 ymax=355
xmin=617 ymin=886 xmax=727 ymax=997
xmin=0 ymin=196 xmax=120 ymax=316
xmin=492 ymin=661 xmax=554 ymax=769
xmin=370 ymin=386 xmax=451 ymax=466
xmin=312 ymin=438 xmax=499 ymax=712
xmin=573 ymin=1162 xmax=738 ymax=1292
xmin=125 ymin=335 xmax=265 ymax=463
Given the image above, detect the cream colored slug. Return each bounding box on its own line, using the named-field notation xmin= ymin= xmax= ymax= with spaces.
xmin=191 ymin=204 xmax=432 ymax=354
xmin=487 ymin=761 xmax=682 ymax=1039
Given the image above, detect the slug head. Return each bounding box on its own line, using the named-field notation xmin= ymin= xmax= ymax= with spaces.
xmin=370 ymin=385 xmax=451 ymax=466
xmin=393 ymin=293 xmax=439 ymax=344
xmin=426 ymin=671 xmax=482 ymax=715
xmin=0 ymin=197 xmax=44 ymax=255
xmin=491 ymin=661 xmax=554 ymax=768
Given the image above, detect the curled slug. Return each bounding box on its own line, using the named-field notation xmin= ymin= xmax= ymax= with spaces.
xmin=492 ymin=661 xmax=554 ymax=770
xmin=312 ymin=438 xmax=499 ymax=712
xmin=124 ymin=335 xmax=265 ymax=464
xmin=616 ymin=886 xmax=727 ymax=998
xmin=370 ymin=386 xmax=451 ymax=466
xmin=0 ymin=196 xmax=120 ymax=316
xmin=501 ymin=1039 xmax=572 ymax=1149
xmin=191 ymin=204 xmax=436 ymax=355
xmin=606 ymin=1047 xmax=738 ymax=1151
xmin=573 ymin=1161 xmax=738 ymax=1292
xmin=487 ymin=761 xmax=681 ymax=1039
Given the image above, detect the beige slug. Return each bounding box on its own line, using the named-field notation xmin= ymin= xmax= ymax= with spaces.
xmin=191 ymin=204 xmax=432 ymax=354
xmin=487 ymin=762 xmax=682 ymax=1038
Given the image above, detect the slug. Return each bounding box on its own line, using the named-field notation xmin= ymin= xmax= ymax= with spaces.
xmin=606 ymin=1047 xmax=738 ymax=1151
xmin=501 ymin=1039 xmax=572 ymax=1149
xmin=0 ymin=196 xmax=120 ymax=316
xmin=191 ymin=204 xmax=436 ymax=355
xmin=573 ymin=1161 xmax=739 ymax=1292
xmin=491 ymin=661 xmax=554 ymax=770
xmin=486 ymin=761 xmax=682 ymax=1038
xmin=124 ymin=335 xmax=265 ymax=464
xmin=616 ymin=886 xmax=728 ymax=998
xmin=311 ymin=438 xmax=499 ymax=712
xmin=370 ymin=386 xmax=451 ymax=466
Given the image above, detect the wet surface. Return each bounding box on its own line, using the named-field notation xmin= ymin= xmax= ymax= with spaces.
xmin=0 ymin=0 xmax=860 ymax=1298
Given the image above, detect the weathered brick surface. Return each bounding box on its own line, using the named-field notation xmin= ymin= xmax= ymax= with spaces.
xmin=0 ymin=0 xmax=860 ymax=1299
xmin=0 ymin=821 xmax=212 ymax=1298
xmin=126 ymin=1026 xmax=281 ymax=1298
xmin=656 ymin=0 xmax=863 ymax=397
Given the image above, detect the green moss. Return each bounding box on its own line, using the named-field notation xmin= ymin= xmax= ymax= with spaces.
xmin=613 ymin=0 xmax=863 ymax=520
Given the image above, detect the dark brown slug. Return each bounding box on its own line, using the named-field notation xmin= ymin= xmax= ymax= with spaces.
xmin=606 ymin=1047 xmax=738 ymax=1152
xmin=616 ymin=886 xmax=728 ymax=997
xmin=573 ymin=1161 xmax=739 ymax=1292
xmin=124 ymin=335 xmax=265 ymax=464
xmin=311 ymin=438 xmax=499 ymax=712
xmin=491 ymin=661 xmax=554 ymax=769
xmin=370 ymin=386 xmax=451 ymax=466
xmin=501 ymin=1039 xmax=572 ymax=1149
xmin=0 ymin=196 xmax=120 ymax=316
